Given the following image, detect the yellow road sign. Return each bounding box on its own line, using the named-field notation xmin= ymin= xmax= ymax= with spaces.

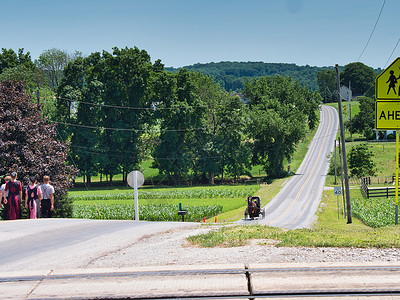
xmin=375 ymin=100 xmax=400 ymax=129
xmin=376 ymin=57 xmax=400 ymax=100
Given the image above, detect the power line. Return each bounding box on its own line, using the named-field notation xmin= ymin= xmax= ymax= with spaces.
xmin=357 ymin=0 xmax=386 ymax=62
xmin=384 ymin=37 xmax=400 ymax=68
xmin=54 ymin=125 xmax=89 ymax=190
xmin=55 ymin=96 xmax=208 ymax=110
xmin=53 ymin=120 xmax=213 ymax=133
xmin=70 ymin=145 xmax=221 ymax=161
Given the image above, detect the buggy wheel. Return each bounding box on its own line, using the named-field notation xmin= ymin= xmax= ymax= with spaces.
xmin=261 ymin=207 xmax=266 ymax=219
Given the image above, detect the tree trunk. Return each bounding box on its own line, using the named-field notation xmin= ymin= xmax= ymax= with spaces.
xmin=209 ymin=172 xmax=215 ymax=185
xmin=87 ymin=175 xmax=91 ymax=187
xmin=174 ymin=173 xmax=181 ymax=186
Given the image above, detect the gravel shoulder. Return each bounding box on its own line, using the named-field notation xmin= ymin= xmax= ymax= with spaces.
xmin=85 ymin=225 xmax=400 ymax=269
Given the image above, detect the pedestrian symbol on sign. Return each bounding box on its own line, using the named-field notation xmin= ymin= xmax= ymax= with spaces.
xmin=386 ymin=70 xmax=398 ymax=95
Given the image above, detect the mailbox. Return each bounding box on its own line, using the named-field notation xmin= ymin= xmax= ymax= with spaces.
xmin=178 ymin=210 xmax=187 ymax=222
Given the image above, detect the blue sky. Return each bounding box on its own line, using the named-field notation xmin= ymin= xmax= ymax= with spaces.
xmin=1 ymin=0 xmax=399 ymax=69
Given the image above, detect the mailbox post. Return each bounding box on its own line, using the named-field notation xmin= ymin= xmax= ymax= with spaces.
xmin=178 ymin=203 xmax=187 ymax=222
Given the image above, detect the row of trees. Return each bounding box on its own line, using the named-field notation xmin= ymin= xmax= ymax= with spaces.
xmin=2 ymin=46 xmax=350 ymax=187
xmin=167 ymin=61 xmax=326 ymax=91
xmin=49 ymin=47 xmax=321 ymax=185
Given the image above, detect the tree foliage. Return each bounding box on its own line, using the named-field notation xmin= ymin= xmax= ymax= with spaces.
xmin=317 ymin=69 xmax=337 ymax=102
xmin=0 ymin=81 xmax=78 ymax=217
xmin=244 ymin=76 xmax=320 ymax=177
xmin=0 ymin=46 xmax=321 ymax=185
xmin=57 ymin=47 xmax=162 ymax=185
xmin=36 ymin=48 xmax=81 ymax=92
xmin=350 ymin=96 xmax=375 ymax=139
xmin=340 ymin=62 xmax=377 ymax=97
xmin=0 ymin=48 xmax=35 ymax=74
xmin=167 ymin=62 xmax=330 ymax=91
xmin=348 ymin=143 xmax=375 ymax=178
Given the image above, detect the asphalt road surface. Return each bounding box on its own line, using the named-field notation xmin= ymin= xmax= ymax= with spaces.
xmin=243 ymin=105 xmax=339 ymax=229
xmin=0 ymin=218 xmax=197 ymax=273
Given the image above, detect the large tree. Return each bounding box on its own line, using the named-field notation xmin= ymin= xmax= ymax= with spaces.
xmin=244 ymin=76 xmax=320 ymax=177
xmin=341 ymin=62 xmax=376 ymax=97
xmin=36 ymin=48 xmax=81 ymax=92
xmin=0 ymin=81 xmax=78 ymax=217
xmin=317 ymin=69 xmax=337 ymax=102
xmin=153 ymin=69 xmax=198 ymax=185
xmin=214 ymin=93 xmax=251 ymax=182
xmin=348 ymin=143 xmax=375 ymax=178
xmin=0 ymin=48 xmax=35 ymax=74
xmin=0 ymin=48 xmax=43 ymax=93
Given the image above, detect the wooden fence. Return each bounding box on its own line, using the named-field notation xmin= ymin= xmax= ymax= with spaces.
xmin=361 ymin=177 xmax=396 ymax=198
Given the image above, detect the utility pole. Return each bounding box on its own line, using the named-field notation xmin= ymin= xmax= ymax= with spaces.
xmin=338 ymin=137 xmax=346 ymax=218
xmin=335 ymin=64 xmax=352 ymax=223
xmin=334 ymin=139 xmax=337 ymax=185
xmin=348 ymin=81 xmax=352 ymax=139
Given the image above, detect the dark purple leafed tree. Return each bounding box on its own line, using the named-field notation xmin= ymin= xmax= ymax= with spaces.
xmin=0 ymin=81 xmax=78 ymax=217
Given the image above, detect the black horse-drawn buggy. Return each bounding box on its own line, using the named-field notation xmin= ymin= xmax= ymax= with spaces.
xmin=244 ymin=196 xmax=265 ymax=220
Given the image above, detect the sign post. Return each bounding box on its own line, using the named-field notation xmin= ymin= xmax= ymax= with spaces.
xmin=127 ymin=170 xmax=144 ymax=221
xmin=396 ymin=131 xmax=399 ymax=225
xmin=375 ymin=57 xmax=400 ymax=225
xmin=334 ymin=186 xmax=342 ymax=219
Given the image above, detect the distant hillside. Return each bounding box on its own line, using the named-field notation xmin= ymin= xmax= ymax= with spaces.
xmin=165 ymin=61 xmax=329 ymax=91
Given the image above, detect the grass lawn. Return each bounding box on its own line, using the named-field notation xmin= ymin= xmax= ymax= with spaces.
xmin=188 ymin=184 xmax=400 ymax=248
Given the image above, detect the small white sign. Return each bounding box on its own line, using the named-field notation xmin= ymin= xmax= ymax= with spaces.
xmin=127 ymin=171 xmax=144 ymax=188
xmin=334 ymin=186 xmax=342 ymax=195
xmin=127 ymin=170 xmax=144 ymax=221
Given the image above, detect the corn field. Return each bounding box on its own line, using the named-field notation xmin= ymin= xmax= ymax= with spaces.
xmin=351 ymin=197 xmax=398 ymax=228
xmin=69 ymin=186 xmax=259 ymax=201
xmin=72 ymin=203 xmax=223 ymax=222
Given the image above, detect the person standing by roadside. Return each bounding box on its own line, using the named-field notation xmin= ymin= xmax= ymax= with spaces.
xmin=4 ymin=172 xmax=22 ymax=220
xmin=41 ymin=175 xmax=54 ymax=218
xmin=1 ymin=175 xmax=11 ymax=219
xmin=0 ymin=177 xmax=3 ymax=210
xmin=25 ymin=176 xmax=42 ymax=219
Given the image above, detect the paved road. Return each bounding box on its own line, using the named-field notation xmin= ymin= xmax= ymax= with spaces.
xmin=0 ymin=218 xmax=197 ymax=273
xmin=243 ymin=105 xmax=339 ymax=229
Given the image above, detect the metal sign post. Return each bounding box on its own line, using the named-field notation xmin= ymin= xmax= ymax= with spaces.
xmin=334 ymin=186 xmax=342 ymax=219
xmin=127 ymin=170 xmax=144 ymax=221
xmin=396 ymin=131 xmax=399 ymax=225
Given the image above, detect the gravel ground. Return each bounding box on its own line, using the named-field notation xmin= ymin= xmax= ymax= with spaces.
xmin=85 ymin=225 xmax=400 ymax=269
